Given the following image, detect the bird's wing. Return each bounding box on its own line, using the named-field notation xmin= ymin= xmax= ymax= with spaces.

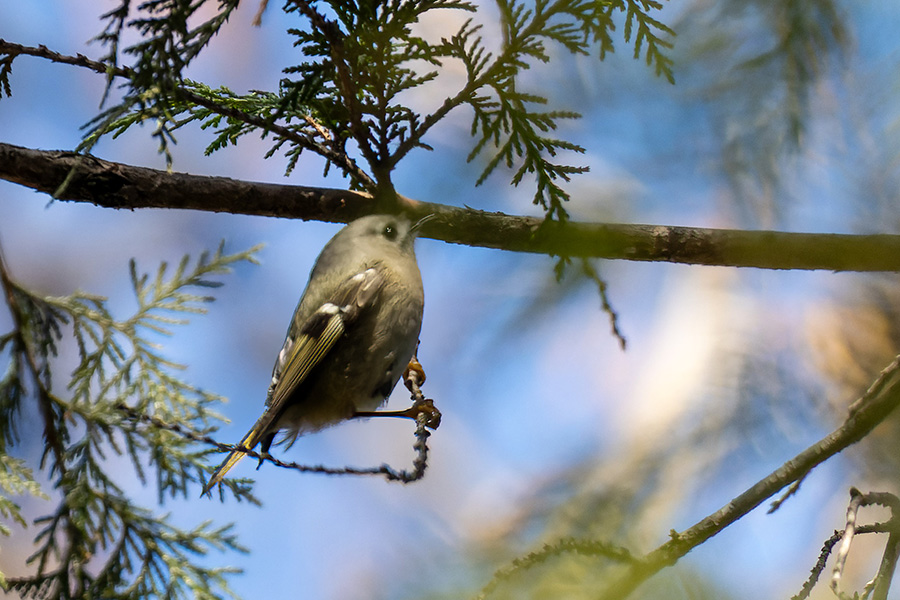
xmin=202 ymin=268 xmax=384 ymax=496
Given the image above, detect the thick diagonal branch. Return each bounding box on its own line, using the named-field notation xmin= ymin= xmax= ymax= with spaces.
xmin=599 ymin=355 xmax=900 ymax=600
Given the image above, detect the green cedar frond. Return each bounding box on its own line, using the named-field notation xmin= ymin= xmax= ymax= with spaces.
xmin=93 ymin=0 xmax=241 ymax=99
xmin=0 ymin=244 xmax=260 ymax=598
xmin=0 ymin=455 xmax=48 ymax=537
xmin=0 ymin=51 xmax=13 ymax=99
xmin=74 ymin=0 xmax=675 ymax=212
xmin=620 ymin=0 xmax=675 ymax=83
xmin=436 ymin=0 xmax=673 ymax=221
xmin=71 ymin=0 xmax=675 ymax=216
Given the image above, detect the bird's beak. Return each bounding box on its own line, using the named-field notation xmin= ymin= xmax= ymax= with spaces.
xmin=410 ymin=214 xmax=436 ymax=236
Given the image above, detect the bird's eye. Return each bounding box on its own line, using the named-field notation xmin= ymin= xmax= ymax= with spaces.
xmin=382 ymin=224 xmax=398 ymax=240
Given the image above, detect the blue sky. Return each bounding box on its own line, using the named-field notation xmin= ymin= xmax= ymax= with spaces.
xmin=3 ymin=2 xmax=900 ymax=599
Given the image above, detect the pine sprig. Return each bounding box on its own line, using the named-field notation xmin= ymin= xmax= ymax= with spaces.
xmin=282 ymin=0 xmax=478 ymax=172
xmin=182 ymin=81 xmax=354 ymax=180
xmin=8 ymin=484 xmax=247 ymax=600
xmin=620 ymin=0 xmax=675 ymax=83
xmin=2 ymin=1 xmax=675 ymax=214
xmin=457 ymin=0 xmax=598 ymax=222
xmin=55 ymin=244 xmax=262 ymax=496
xmin=431 ymin=0 xmax=674 ymax=221
xmin=94 ymin=0 xmax=241 ymax=98
xmin=45 ymin=0 xmax=674 ymax=216
xmin=0 ymin=455 xmax=48 ymax=538
xmin=80 ymin=0 xmax=240 ymax=166
xmin=326 ymin=0 xmax=674 ymax=223
xmin=0 ymin=243 xmax=260 ymax=598
xmin=468 ymin=86 xmax=587 ymax=221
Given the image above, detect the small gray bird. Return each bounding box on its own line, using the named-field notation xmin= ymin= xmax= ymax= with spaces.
xmin=203 ymin=214 xmax=427 ymax=494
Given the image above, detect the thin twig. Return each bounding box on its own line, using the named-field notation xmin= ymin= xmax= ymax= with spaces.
xmin=116 ymin=358 xmax=437 ymax=484
xmin=597 ymin=354 xmax=900 ymax=600
xmin=580 ymin=258 xmax=626 ymax=350
xmin=827 ymin=489 xmax=900 ymax=600
xmin=872 ymin=524 xmax=900 ymax=600
xmin=251 ymin=0 xmax=269 ymax=26
xmin=791 ymin=523 xmax=892 ymax=600
xmin=768 ymin=472 xmax=808 ymax=514
xmin=832 ymin=488 xmax=867 ymax=599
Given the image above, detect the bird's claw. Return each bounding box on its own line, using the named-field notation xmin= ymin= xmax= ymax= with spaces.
xmin=407 ymin=397 xmax=441 ymax=430
xmin=403 ymin=357 xmax=426 ymax=390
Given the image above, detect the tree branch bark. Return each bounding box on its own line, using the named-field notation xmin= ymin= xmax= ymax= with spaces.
xmin=4 ymin=141 xmax=900 ymax=271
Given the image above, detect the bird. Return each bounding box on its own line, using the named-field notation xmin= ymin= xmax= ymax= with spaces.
xmin=202 ymin=213 xmax=428 ymax=495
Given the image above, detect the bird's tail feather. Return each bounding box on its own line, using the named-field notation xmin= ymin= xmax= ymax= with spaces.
xmin=201 ymin=412 xmax=273 ymax=496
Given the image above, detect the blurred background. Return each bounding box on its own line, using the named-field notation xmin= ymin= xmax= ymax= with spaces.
xmin=2 ymin=1 xmax=900 ymax=598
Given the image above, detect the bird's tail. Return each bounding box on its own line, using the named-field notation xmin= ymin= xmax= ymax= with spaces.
xmin=202 ymin=413 xmax=272 ymax=496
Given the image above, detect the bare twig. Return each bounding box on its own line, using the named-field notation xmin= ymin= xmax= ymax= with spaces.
xmin=596 ymin=355 xmax=900 ymax=600
xmin=251 ymin=0 xmax=270 ymax=26
xmin=768 ymin=473 xmax=808 ymax=514
xmin=873 ymin=523 xmax=900 ymax=600
xmin=830 ymin=489 xmax=900 ymax=600
xmin=116 ymin=357 xmax=437 ymax=485
xmin=796 ymin=530 xmax=845 ymax=600
xmin=873 ymin=526 xmax=900 ymax=600
xmin=832 ymin=488 xmax=868 ymax=600
xmin=791 ymin=523 xmax=892 ymax=600
xmin=580 ymin=259 xmax=626 ymax=349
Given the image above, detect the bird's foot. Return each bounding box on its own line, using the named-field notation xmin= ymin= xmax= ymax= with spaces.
xmin=352 ymin=398 xmax=441 ymax=430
